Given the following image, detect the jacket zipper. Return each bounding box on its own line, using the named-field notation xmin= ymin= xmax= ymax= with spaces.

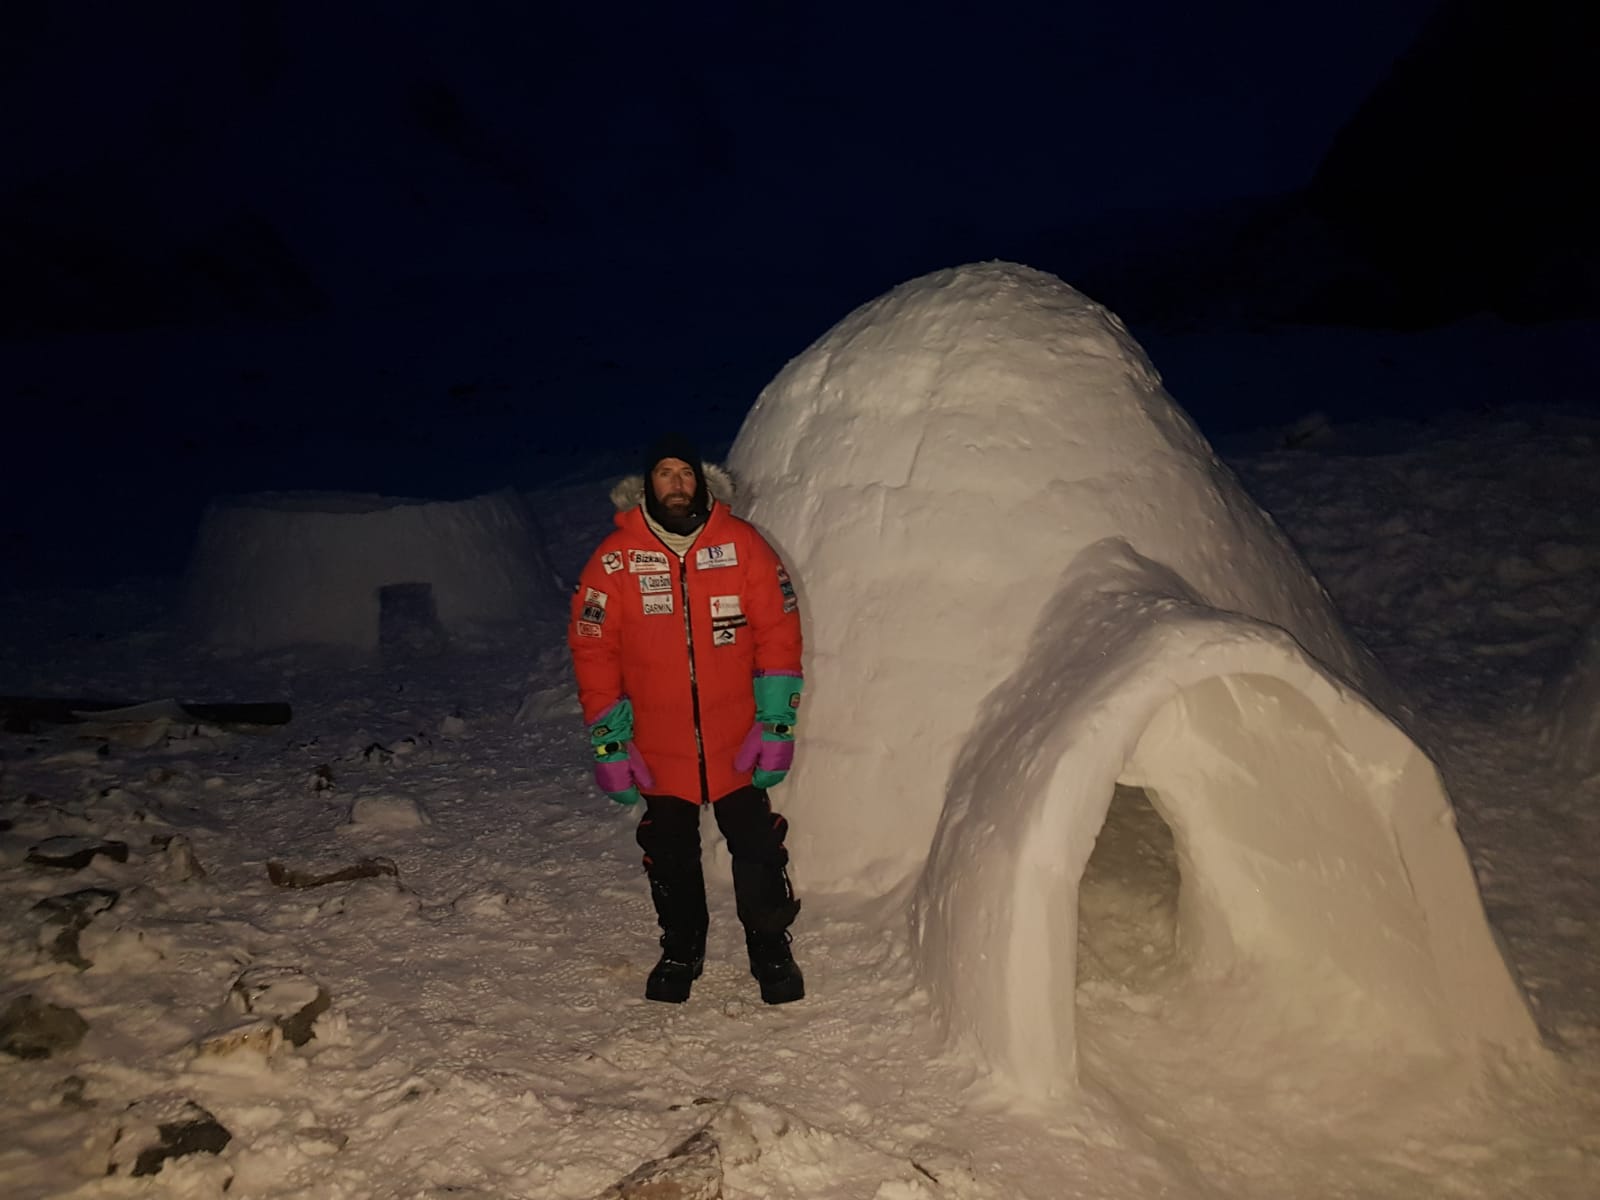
xmin=678 ymin=553 xmax=710 ymax=804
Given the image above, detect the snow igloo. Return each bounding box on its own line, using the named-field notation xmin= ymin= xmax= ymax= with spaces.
xmin=727 ymin=262 xmax=1539 ymax=1097
xmin=185 ymin=489 xmax=555 ymax=653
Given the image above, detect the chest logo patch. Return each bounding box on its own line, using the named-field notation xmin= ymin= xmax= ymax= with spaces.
xmin=601 ymin=551 xmax=624 ymax=575
xmin=630 ymin=549 xmax=671 ymax=573
xmin=638 ymin=573 xmax=673 ymax=595
xmin=695 ymin=542 xmax=739 ymax=570
xmin=642 ymin=593 xmax=675 ymax=616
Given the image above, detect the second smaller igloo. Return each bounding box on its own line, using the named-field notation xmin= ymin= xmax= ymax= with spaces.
xmin=185 ymin=489 xmax=555 ymax=653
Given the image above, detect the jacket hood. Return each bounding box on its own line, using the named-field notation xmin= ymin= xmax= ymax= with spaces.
xmin=610 ymin=462 xmax=737 ymax=512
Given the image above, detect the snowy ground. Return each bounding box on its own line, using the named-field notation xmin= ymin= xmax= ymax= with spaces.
xmin=2 ymin=395 xmax=1599 ymax=1197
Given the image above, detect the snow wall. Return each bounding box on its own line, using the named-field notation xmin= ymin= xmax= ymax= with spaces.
xmin=185 ymin=489 xmax=556 ymax=653
xmin=728 ymin=262 xmax=1538 ymax=1096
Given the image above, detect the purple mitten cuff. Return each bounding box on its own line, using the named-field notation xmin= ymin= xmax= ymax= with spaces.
xmin=627 ymin=742 xmax=656 ymax=790
xmin=734 ymin=722 xmax=764 ymax=772
xmin=758 ymin=739 xmax=794 ymax=773
xmin=595 ymin=758 xmax=634 ymax=794
xmin=595 ymin=743 xmax=655 ymax=795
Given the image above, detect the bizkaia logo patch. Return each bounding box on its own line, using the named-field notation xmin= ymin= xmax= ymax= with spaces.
xmin=694 ymin=542 xmax=738 ymax=570
xmin=642 ymin=594 xmax=674 ymax=616
xmin=630 ymin=549 xmax=671 ymax=573
xmin=638 ymin=573 xmax=673 ymax=594
xmin=602 ymin=551 xmax=624 ymax=574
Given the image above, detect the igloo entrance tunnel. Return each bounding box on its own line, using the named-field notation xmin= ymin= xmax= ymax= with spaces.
xmin=728 ymin=263 xmax=1540 ymax=1097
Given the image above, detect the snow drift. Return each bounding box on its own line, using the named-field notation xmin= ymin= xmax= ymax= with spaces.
xmin=728 ymin=262 xmax=1538 ymax=1096
xmin=184 ymin=489 xmax=555 ymax=653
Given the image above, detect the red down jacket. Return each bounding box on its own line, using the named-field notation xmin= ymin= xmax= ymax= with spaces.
xmin=568 ymin=499 xmax=803 ymax=804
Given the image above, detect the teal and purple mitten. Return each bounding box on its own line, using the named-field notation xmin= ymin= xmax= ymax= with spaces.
xmin=589 ymin=698 xmax=655 ymax=806
xmin=735 ymin=674 xmax=803 ymax=789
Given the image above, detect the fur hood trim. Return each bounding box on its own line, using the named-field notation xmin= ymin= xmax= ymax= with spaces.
xmin=610 ymin=462 xmax=737 ymax=513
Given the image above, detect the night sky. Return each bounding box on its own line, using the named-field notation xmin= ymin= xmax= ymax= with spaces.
xmin=8 ymin=0 xmax=1582 ymax=585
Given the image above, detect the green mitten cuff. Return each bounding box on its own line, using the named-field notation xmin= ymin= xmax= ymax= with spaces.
xmin=588 ymin=698 xmax=635 ymax=748
xmin=753 ymin=674 xmax=803 ymax=736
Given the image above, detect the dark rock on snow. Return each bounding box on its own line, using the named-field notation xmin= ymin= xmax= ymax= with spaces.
xmin=0 ymin=994 xmax=90 ymax=1059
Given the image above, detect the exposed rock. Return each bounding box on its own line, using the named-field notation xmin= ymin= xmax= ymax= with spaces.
xmin=196 ymin=1019 xmax=283 ymax=1061
xmin=309 ymin=764 xmax=337 ymax=792
xmin=30 ymin=886 xmax=120 ymax=968
xmin=26 ymin=836 xmax=129 ymax=870
xmin=228 ymin=965 xmax=331 ymax=1047
xmin=0 ymin=994 xmax=90 ymax=1059
xmin=107 ymin=1097 xmax=232 ymax=1177
xmin=153 ymin=833 xmax=208 ymax=882
xmin=266 ymin=855 xmax=397 ymax=888
xmin=597 ymin=1128 xmax=722 ymax=1199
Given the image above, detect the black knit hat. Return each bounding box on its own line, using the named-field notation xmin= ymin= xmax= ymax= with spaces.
xmin=642 ymin=433 xmax=710 ymax=531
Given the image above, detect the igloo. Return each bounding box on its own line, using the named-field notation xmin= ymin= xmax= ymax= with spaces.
xmin=185 ymin=489 xmax=556 ymax=653
xmin=728 ymin=262 xmax=1539 ymax=1097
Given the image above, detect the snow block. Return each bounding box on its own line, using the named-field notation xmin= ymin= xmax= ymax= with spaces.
xmin=729 ymin=262 xmax=1539 ymax=1095
xmin=184 ymin=488 xmax=556 ymax=653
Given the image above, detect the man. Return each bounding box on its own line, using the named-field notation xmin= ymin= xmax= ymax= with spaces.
xmin=567 ymin=434 xmax=806 ymax=1005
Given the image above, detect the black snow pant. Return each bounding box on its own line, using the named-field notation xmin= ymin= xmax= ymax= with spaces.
xmin=636 ymin=786 xmax=800 ymax=943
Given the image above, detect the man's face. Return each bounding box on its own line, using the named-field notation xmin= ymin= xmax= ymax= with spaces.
xmin=651 ymin=458 xmax=697 ymax=515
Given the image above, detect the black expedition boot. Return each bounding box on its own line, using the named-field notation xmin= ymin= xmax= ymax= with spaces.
xmin=746 ymin=930 xmax=804 ymax=1004
xmin=645 ymin=929 xmax=705 ymax=1003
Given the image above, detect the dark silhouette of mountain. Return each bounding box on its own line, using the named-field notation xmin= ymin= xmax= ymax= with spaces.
xmin=1065 ymin=0 xmax=1598 ymax=330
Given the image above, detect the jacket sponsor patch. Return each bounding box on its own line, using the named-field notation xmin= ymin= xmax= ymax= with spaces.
xmin=695 ymin=542 xmax=738 ymax=570
xmin=630 ymin=549 xmax=671 ymax=573
xmin=642 ymin=593 xmax=674 ymax=616
xmin=638 ymin=572 xmax=673 ymax=594
xmin=580 ymin=587 xmax=609 ymax=625
xmin=777 ymin=563 xmax=797 ymax=613
xmin=576 ymin=620 xmax=603 ymax=638
xmin=710 ymin=595 xmax=746 ymax=645
xmin=602 ymin=551 xmax=624 ymax=574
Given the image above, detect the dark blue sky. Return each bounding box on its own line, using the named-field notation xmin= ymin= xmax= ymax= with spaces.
xmin=2 ymin=1 xmax=1458 ymax=583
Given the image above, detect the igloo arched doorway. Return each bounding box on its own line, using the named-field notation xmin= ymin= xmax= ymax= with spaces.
xmin=910 ymin=546 xmax=1539 ymax=1096
xmin=184 ymin=489 xmax=556 ymax=653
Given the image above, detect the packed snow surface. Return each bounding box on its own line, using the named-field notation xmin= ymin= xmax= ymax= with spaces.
xmin=2 ymin=328 xmax=1599 ymax=1195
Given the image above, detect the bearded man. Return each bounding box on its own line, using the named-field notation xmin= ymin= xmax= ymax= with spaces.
xmin=567 ymin=435 xmax=806 ymax=1004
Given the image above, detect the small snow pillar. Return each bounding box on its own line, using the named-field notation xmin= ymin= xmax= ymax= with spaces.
xmin=184 ymin=489 xmax=556 ymax=653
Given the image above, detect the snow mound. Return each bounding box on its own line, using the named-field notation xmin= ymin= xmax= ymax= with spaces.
xmin=730 ymin=262 xmax=1538 ymax=1096
xmin=184 ymin=488 xmax=557 ymax=653
xmin=347 ymin=795 xmax=431 ymax=831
